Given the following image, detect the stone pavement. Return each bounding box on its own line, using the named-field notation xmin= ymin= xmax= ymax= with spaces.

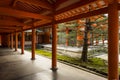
xmin=43 ymin=44 xmax=120 ymax=63
xmin=43 ymin=44 xmax=84 ymax=52
xmin=0 ymin=47 xmax=107 ymax=80
xmin=42 ymin=43 xmax=107 ymax=53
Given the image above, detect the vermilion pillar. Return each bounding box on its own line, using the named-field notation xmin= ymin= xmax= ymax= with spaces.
xmin=108 ymin=0 xmax=119 ymax=80
xmin=15 ymin=32 xmax=18 ymax=51
xmin=8 ymin=34 xmax=10 ymax=48
xmin=31 ymin=28 xmax=36 ymax=60
xmin=21 ymin=31 xmax=25 ymax=54
xmin=11 ymin=33 xmax=13 ymax=49
xmin=51 ymin=23 xmax=57 ymax=71
xmin=66 ymin=27 xmax=69 ymax=46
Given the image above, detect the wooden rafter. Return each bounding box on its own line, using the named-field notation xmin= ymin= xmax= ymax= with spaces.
xmin=0 ymin=0 xmax=117 ymax=34
xmin=90 ymin=3 xmax=97 ymax=10
xmin=56 ymin=0 xmax=108 ymax=21
xmin=96 ymin=1 xmax=103 ymax=8
xmin=0 ymin=7 xmax=52 ymax=20
xmin=55 ymin=7 xmax=108 ymax=23
xmin=13 ymin=0 xmax=52 ymax=10
xmin=55 ymin=0 xmax=97 ymax=15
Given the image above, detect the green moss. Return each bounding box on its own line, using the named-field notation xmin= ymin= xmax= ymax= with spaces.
xmin=35 ymin=49 xmax=52 ymax=58
xmin=89 ymin=58 xmax=106 ymax=66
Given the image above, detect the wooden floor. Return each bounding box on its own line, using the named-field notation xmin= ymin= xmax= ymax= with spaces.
xmin=0 ymin=47 xmax=107 ymax=80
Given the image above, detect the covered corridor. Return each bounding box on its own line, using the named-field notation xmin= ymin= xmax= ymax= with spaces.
xmin=0 ymin=47 xmax=106 ymax=80
xmin=0 ymin=0 xmax=120 ymax=80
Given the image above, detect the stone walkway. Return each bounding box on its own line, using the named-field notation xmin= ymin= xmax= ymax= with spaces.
xmin=0 ymin=47 xmax=107 ymax=80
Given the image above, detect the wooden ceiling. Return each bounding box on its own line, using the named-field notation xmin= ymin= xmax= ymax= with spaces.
xmin=0 ymin=0 xmax=119 ymax=34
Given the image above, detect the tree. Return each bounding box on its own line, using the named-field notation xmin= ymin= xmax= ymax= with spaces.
xmin=81 ymin=15 xmax=108 ymax=62
xmin=81 ymin=18 xmax=91 ymax=62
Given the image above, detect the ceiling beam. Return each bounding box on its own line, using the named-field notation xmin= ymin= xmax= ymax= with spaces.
xmin=0 ymin=27 xmax=16 ymax=30
xmin=34 ymin=19 xmax=52 ymax=27
xmin=0 ymin=31 xmax=14 ymax=34
xmin=0 ymin=26 xmax=21 ymax=29
xmin=55 ymin=0 xmax=69 ymax=8
xmin=0 ymin=7 xmax=52 ymax=20
xmin=56 ymin=0 xmax=69 ymax=5
xmin=104 ymin=0 xmax=108 ymax=5
xmin=13 ymin=0 xmax=18 ymax=7
xmin=0 ymin=28 xmax=21 ymax=33
xmin=117 ymin=3 xmax=120 ymax=10
xmin=55 ymin=0 xmax=97 ymax=15
xmin=0 ymin=29 xmax=15 ymax=32
xmin=0 ymin=20 xmax=26 ymax=26
xmin=55 ymin=7 xmax=108 ymax=24
xmin=22 ymin=19 xmax=51 ymax=30
xmin=13 ymin=0 xmax=52 ymax=10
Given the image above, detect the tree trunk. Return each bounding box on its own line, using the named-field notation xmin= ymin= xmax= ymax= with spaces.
xmin=81 ymin=18 xmax=90 ymax=62
xmin=90 ymin=32 xmax=94 ymax=45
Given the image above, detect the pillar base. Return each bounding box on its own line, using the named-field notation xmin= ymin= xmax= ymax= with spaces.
xmin=51 ymin=67 xmax=58 ymax=72
xmin=31 ymin=58 xmax=35 ymax=60
xmin=21 ymin=53 xmax=24 ymax=55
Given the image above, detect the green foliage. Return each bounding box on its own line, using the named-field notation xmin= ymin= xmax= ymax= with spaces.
xmin=57 ymin=15 xmax=108 ymax=46
xmin=58 ymin=23 xmax=66 ymax=30
xmin=91 ymin=16 xmax=108 ymax=40
xmin=57 ymin=21 xmax=78 ymax=46
xmin=58 ymin=21 xmax=78 ymax=31
xmin=57 ymin=32 xmax=66 ymax=44
xmin=68 ymin=30 xmax=77 ymax=46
